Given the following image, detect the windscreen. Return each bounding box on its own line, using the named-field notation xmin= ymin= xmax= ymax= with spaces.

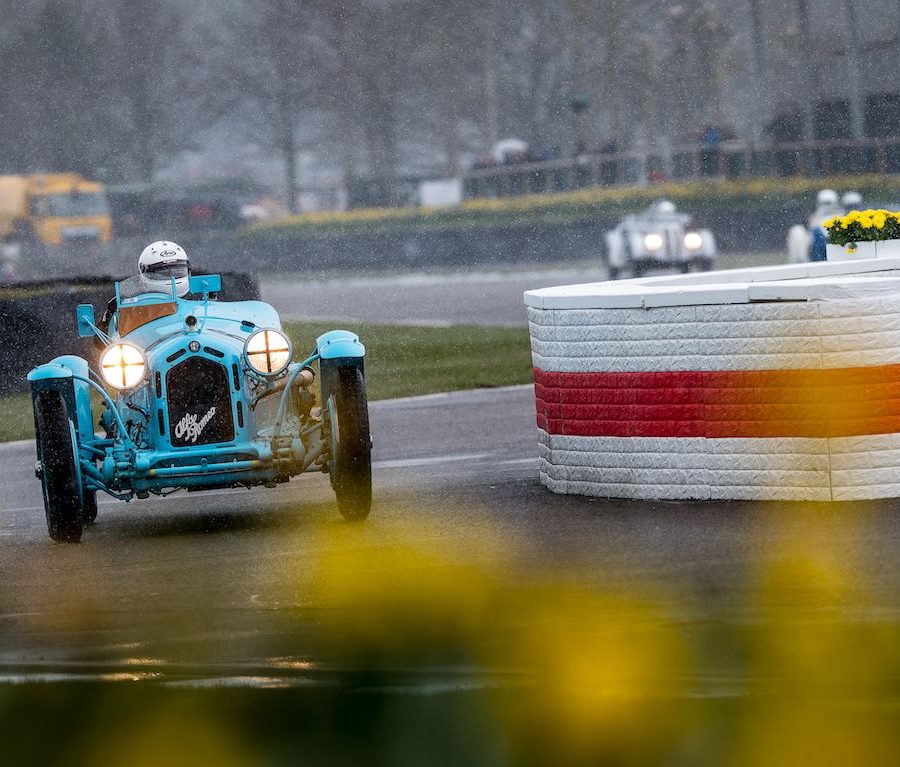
xmin=116 ymin=274 xmax=177 ymax=305
xmin=31 ymin=191 xmax=109 ymax=217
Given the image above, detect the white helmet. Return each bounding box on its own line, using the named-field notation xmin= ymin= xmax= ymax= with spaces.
xmin=139 ymin=241 xmax=190 ymax=297
xmin=655 ymin=200 xmax=677 ymax=215
xmin=842 ymin=191 xmax=862 ymax=208
xmin=817 ymin=189 xmax=839 ymax=205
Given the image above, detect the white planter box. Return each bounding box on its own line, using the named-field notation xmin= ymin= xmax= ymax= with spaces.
xmin=877 ymin=239 xmax=900 ymax=258
xmin=827 ymin=241 xmax=877 ymax=260
xmin=827 ymin=239 xmax=900 ymax=261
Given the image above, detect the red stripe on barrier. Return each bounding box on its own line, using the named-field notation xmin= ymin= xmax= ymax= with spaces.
xmin=533 ymin=366 xmax=900 ymax=438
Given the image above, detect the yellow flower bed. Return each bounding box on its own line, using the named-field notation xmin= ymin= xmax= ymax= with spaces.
xmin=824 ymin=208 xmax=900 ymax=246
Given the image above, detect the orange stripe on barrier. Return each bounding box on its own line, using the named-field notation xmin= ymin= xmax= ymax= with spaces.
xmin=533 ymin=365 xmax=900 ymax=438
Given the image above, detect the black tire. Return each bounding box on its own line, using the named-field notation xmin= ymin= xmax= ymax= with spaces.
xmin=82 ymin=490 xmax=98 ymax=525
xmin=679 ymin=261 xmax=692 ymax=274
xmin=34 ymin=392 xmax=83 ymax=543
xmin=327 ymin=366 xmax=372 ymax=521
xmin=607 ymin=266 xmax=620 ymax=280
xmin=696 ymin=257 xmax=714 ymax=272
xmin=632 ymin=261 xmax=646 ymax=278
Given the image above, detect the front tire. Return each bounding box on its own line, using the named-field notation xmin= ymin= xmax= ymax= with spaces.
xmin=34 ymin=392 xmax=83 ymax=543
xmin=327 ymin=366 xmax=372 ymax=521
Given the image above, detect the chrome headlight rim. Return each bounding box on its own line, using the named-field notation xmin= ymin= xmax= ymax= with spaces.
xmin=99 ymin=342 xmax=148 ymax=390
xmin=244 ymin=327 xmax=293 ymax=377
xmin=643 ymin=232 xmax=664 ymax=252
xmin=684 ymin=231 xmax=704 ymax=251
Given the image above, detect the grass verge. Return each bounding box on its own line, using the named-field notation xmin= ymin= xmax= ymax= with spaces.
xmin=284 ymin=321 xmax=533 ymax=402
xmin=0 ymin=322 xmax=534 ymax=443
xmin=0 ymin=392 xmax=35 ymax=444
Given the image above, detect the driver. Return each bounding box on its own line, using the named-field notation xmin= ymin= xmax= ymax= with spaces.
xmin=654 ymin=199 xmax=677 ymax=216
xmin=98 ymin=241 xmax=191 ymax=335
xmin=138 ymin=241 xmax=191 ymax=297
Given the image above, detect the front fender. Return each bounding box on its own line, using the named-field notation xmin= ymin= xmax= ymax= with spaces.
xmin=317 ymin=330 xmax=365 ymax=361
xmin=27 ymin=355 xmax=93 ymax=443
xmin=604 ymin=231 xmax=625 ymax=268
xmin=317 ymin=330 xmax=365 ymax=407
xmin=697 ymin=229 xmax=717 ymax=259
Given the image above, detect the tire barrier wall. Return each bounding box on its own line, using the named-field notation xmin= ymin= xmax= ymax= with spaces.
xmin=0 ymin=272 xmax=258 ymax=396
xmin=14 ymin=233 xmax=241 ymax=282
xmin=525 ymin=257 xmax=900 ymax=502
xmin=10 ymin=202 xmax=806 ymax=281
xmin=237 ymin=206 xmax=806 ymax=274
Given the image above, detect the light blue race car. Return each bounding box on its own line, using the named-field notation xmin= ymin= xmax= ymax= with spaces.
xmin=28 ymin=273 xmax=371 ymax=542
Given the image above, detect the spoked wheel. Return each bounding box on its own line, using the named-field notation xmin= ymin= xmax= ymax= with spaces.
xmin=34 ymin=391 xmax=84 ymax=543
xmin=326 ymin=366 xmax=372 ymax=521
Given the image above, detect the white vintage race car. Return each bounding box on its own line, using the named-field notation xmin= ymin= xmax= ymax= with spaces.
xmin=604 ymin=200 xmax=717 ymax=279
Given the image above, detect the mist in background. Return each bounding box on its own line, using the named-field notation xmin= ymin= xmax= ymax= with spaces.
xmin=1 ymin=0 xmax=899 ymax=211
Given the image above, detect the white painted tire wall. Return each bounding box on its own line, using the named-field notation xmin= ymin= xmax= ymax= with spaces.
xmin=525 ymin=257 xmax=900 ymax=502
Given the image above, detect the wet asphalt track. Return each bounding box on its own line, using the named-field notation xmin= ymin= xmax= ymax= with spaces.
xmin=0 ymin=386 xmax=540 ymax=681
xmin=259 ymin=253 xmax=783 ymax=328
xmin=5 ymin=255 xmax=900 ymax=698
xmin=260 ymin=265 xmax=606 ymax=327
xmin=4 ymin=385 xmax=900 ymax=693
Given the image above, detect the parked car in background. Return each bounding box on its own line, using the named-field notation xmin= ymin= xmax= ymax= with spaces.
xmin=0 ymin=173 xmax=111 ymax=246
xmin=604 ymin=200 xmax=717 ymax=279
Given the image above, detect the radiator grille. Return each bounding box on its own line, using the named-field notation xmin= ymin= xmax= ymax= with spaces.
xmin=166 ymin=356 xmax=235 ymax=447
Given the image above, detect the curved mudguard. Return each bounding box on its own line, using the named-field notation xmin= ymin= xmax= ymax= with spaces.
xmin=27 ymin=355 xmax=93 ymax=444
xmin=317 ymin=330 xmax=365 ymax=362
xmin=317 ymin=330 xmax=365 ymax=403
xmin=696 ymin=229 xmax=718 ymax=260
xmin=604 ymin=230 xmax=626 ymax=269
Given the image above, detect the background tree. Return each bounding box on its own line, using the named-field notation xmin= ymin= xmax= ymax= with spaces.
xmin=206 ymin=0 xmax=328 ymax=212
xmin=102 ymin=0 xmax=192 ymax=182
xmin=0 ymin=0 xmax=109 ymax=174
xmin=1 ymin=0 xmax=899 ymax=202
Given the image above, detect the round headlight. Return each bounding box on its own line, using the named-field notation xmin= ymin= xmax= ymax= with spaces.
xmin=100 ymin=343 xmax=147 ymax=390
xmin=245 ymin=328 xmax=292 ymax=376
xmin=644 ymin=233 xmax=664 ymax=251
xmin=684 ymin=231 xmax=704 ymax=250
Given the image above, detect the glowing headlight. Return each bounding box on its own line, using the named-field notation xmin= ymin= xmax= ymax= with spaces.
xmin=644 ymin=233 xmax=664 ymax=251
xmin=100 ymin=343 xmax=146 ymax=390
xmin=245 ymin=328 xmax=292 ymax=375
xmin=684 ymin=231 xmax=704 ymax=250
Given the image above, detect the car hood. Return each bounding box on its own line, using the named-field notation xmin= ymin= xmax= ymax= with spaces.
xmin=116 ymin=298 xmax=282 ymax=355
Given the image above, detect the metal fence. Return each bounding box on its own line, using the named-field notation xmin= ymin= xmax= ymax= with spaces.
xmin=462 ymin=138 xmax=900 ymax=200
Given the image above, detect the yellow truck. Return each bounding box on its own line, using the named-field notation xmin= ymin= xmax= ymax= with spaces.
xmin=0 ymin=173 xmax=112 ymax=246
